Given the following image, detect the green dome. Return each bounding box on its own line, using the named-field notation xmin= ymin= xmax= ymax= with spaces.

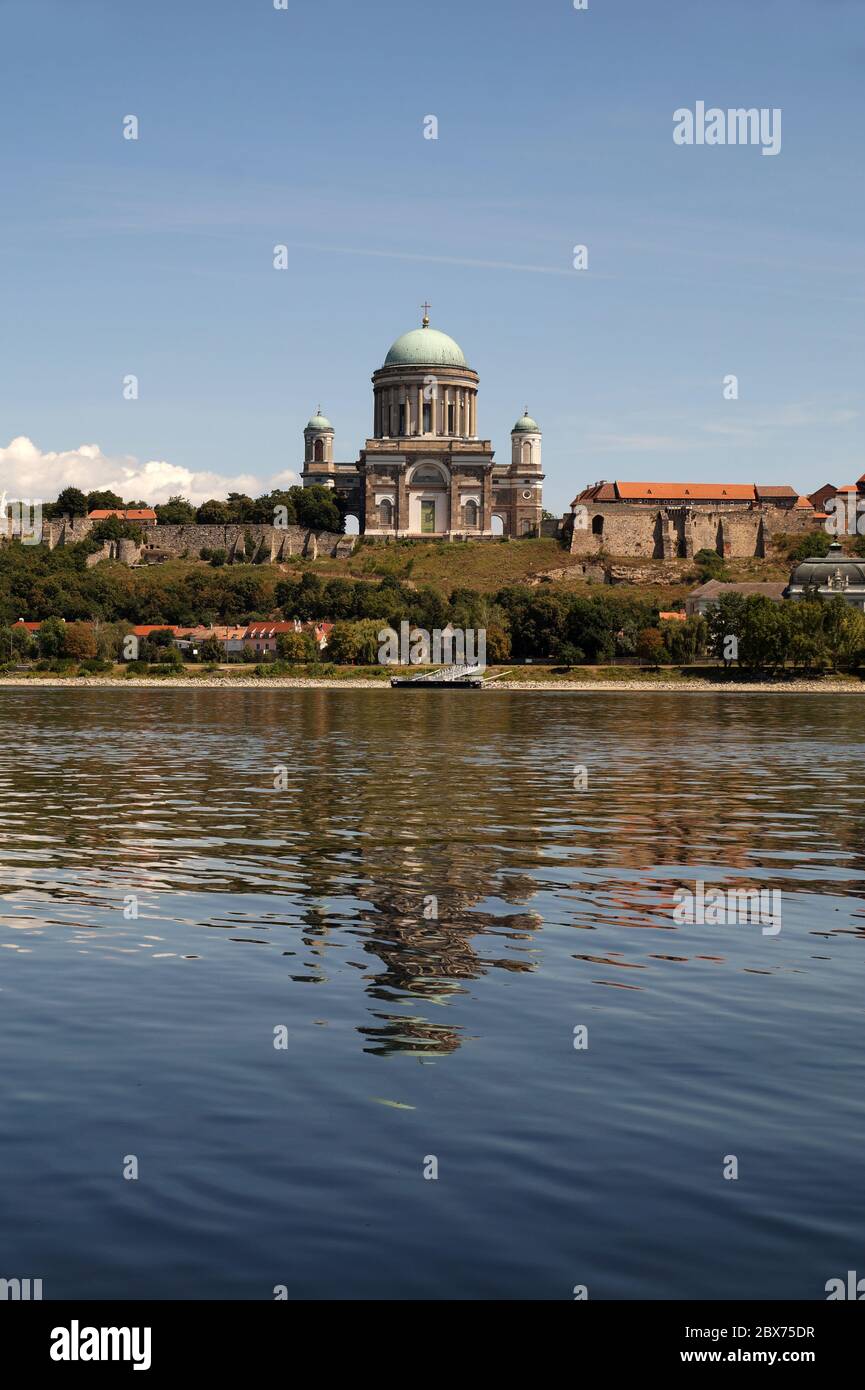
xmin=384 ymin=326 xmax=467 ymax=368
xmin=513 ymin=412 xmax=541 ymax=433
xmin=305 ymin=411 xmax=333 ymax=432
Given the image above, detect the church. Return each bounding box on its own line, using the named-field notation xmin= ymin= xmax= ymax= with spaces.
xmin=300 ymin=310 xmax=543 ymax=538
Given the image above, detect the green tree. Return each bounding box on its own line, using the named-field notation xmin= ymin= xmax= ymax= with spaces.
xmin=693 ymin=547 xmax=728 ymax=581
xmin=196 ymin=500 xmax=232 ymax=524
xmin=292 ymin=484 xmax=343 ymax=533
xmin=86 ymin=490 xmax=124 ymax=512
xmin=198 ymin=635 xmax=225 ymax=663
xmin=707 ymin=592 xmax=747 ymax=666
xmin=276 ymin=631 xmax=313 ymax=661
xmin=63 ymin=621 xmax=97 ymax=660
xmin=484 ymin=622 xmax=511 ymax=663
xmin=37 ymin=616 xmax=67 ymax=657
xmin=326 ymin=620 xmax=381 ymax=664
xmin=787 ymin=530 xmax=832 ymax=562
xmin=636 ymin=627 xmax=665 ymax=665
xmin=155 ymin=495 xmax=197 ymax=525
xmin=55 ymin=486 xmax=88 ymax=516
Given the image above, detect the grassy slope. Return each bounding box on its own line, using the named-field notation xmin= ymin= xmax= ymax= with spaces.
xmin=88 ymin=535 xmax=799 ymax=618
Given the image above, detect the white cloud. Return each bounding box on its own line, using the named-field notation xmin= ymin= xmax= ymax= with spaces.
xmin=0 ymin=437 xmax=295 ymax=506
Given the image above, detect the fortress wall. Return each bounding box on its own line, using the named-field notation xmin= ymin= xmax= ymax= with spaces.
xmin=39 ymin=520 xmax=352 ymax=561
xmin=570 ymin=504 xmax=818 ymax=559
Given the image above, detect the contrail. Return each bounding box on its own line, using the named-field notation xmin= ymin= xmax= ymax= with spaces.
xmin=282 ymin=242 xmax=593 ymax=278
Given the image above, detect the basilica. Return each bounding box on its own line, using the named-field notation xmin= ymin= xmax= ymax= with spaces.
xmin=300 ymin=312 xmax=543 ymax=538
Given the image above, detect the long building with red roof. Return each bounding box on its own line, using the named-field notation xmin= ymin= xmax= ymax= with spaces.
xmin=569 ymin=479 xmax=829 ymax=560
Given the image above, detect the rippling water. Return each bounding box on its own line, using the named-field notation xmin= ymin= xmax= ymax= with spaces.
xmin=1 ymin=688 xmax=863 ymax=1300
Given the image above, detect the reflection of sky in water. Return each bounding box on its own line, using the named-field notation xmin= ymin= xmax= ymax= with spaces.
xmin=0 ymin=689 xmax=864 ymax=1298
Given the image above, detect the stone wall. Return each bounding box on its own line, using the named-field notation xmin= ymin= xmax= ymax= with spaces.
xmin=38 ymin=518 xmax=353 ymax=563
xmin=569 ymin=504 xmax=818 ymax=560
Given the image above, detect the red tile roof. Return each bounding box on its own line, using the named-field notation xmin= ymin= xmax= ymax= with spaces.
xmin=88 ymin=508 xmax=157 ymax=521
xmin=245 ymin=622 xmax=301 ymax=637
xmin=616 ymin=482 xmax=758 ymax=501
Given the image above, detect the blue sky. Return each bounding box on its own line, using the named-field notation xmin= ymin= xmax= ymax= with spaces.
xmin=1 ymin=0 xmax=863 ymax=513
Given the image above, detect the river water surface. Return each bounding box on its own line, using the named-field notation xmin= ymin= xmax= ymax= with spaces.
xmin=0 ymin=688 xmax=863 ymax=1299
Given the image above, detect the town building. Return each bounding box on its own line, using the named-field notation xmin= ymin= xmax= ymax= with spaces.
xmin=569 ymin=481 xmax=820 ymax=560
xmin=685 ymin=581 xmax=788 ymax=617
xmin=300 ymin=311 xmax=543 ymax=539
xmin=785 ymin=542 xmax=865 ymax=610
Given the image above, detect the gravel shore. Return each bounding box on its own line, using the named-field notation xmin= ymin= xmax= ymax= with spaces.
xmin=1 ymin=676 xmax=862 ymax=693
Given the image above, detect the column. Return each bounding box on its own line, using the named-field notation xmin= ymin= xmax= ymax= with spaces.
xmin=449 ymin=471 xmax=461 ymax=533
xmin=398 ymin=467 xmax=409 ymax=535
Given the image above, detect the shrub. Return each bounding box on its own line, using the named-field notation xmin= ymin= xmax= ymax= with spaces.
xmin=787 ymin=531 xmax=832 ymax=562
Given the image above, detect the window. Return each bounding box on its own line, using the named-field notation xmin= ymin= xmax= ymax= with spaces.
xmin=398 ymin=405 xmax=406 ymax=436
xmin=522 ymin=441 xmax=532 ymax=465
xmin=448 ymin=403 xmax=455 ymax=433
xmin=313 ymin=438 xmax=324 ymax=462
xmin=592 ymin=515 xmax=604 ymax=536
xmin=464 ymin=500 xmax=478 ymax=528
xmin=379 ymin=499 xmax=393 ymax=528
xmin=412 ymin=467 xmax=443 ymax=486
xmin=421 ymin=500 xmax=436 ymax=534
xmin=423 ymin=403 xmax=431 ymax=433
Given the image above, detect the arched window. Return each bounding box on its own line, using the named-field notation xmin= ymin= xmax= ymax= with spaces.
xmin=379 ymin=498 xmax=393 ymax=528
xmin=314 ymin=438 xmax=324 ymax=463
xmin=464 ymin=500 xmax=478 ymax=528
xmin=592 ymin=514 xmax=604 ymax=536
xmin=412 ymin=466 xmax=445 ymax=487
xmin=522 ymin=440 xmax=532 ymax=465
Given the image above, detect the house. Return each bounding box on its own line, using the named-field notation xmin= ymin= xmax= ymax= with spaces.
xmin=685 ymin=581 xmax=788 ymax=618
xmin=243 ymin=620 xmax=333 ymax=655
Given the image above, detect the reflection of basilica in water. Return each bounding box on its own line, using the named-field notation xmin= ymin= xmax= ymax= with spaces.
xmin=43 ymin=686 xmax=865 ymax=1059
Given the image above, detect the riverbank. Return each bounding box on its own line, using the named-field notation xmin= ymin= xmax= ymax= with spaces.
xmin=1 ymin=673 xmax=863 ymax=693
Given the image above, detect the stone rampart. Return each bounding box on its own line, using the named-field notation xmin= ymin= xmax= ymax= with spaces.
xmin=32 ymin=518 xmax=353 ymax=563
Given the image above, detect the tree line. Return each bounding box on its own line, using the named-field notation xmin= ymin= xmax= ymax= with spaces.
xmin=40 ymin=485 xmax=344 ymax=534
xmin=1 ymin=538 xmax=864 ymax=671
